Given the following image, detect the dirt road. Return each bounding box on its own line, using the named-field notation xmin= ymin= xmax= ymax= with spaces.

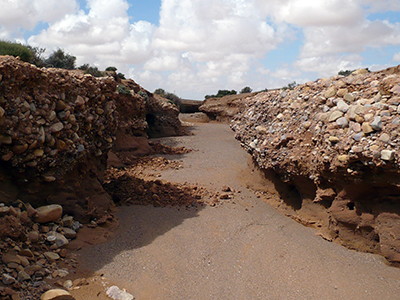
xmin=77 ymin=123 xmax=400 ymax=300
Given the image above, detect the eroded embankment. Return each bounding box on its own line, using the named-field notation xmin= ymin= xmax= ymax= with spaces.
xmin=232 ymin=67 xmax=400 ymax=264
xmin=0 ymin=55 xmax=183 ymax=299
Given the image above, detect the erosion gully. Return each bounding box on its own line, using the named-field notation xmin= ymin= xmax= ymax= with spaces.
xmin=72 ymin=122 xmax=400 ymax=300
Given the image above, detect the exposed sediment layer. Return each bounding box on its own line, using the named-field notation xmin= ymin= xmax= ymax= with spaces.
xmin=0 ymin=55 xmax=184 ymax=297
xmin=0 ymin=56 xmax=183 ymax=221
xmin=232 ymin=67 xmax=400 ymax=264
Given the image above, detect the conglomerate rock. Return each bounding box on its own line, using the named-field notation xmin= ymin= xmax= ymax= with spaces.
xmin=0 ymin=55 xmax=184 ymax=298
xmin=0 ymin=56 xmax=183 ymax=221
xmin=0 ymin=56 xmax=117 ymax=177
xmin=232 ymin=66 xmax=400 ymax=264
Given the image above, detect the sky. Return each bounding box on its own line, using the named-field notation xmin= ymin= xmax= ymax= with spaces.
xmin=0 ymin=0 xmax=400 ymax=99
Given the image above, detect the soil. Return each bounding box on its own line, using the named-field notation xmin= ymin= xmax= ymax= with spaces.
xmin=71 ymin=122 xmax=400 ymax=300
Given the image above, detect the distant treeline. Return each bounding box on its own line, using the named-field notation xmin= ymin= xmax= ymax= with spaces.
xmin=0 ymin=40 xmax=125 ymax=78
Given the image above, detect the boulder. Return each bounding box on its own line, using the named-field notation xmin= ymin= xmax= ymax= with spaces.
xmin=35 ymin=205 xmax=63 ymax=223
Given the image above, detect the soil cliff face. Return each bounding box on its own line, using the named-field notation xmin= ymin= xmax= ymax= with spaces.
xmin=232 ymin=67 xmax=400 ymax=264
xmin=0 ymin=56 xmax=182 ymax=221
xmin=0 ymin=56 xmax=184 ymax=298
xmin=0 ymin=56 xmax=119 ymax=221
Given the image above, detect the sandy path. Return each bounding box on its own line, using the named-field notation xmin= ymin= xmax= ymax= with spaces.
xmin=77 ymin=123 xmax=400 ymax=300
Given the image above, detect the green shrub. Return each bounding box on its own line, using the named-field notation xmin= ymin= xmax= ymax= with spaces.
xmin=0 ymin=41 xmax=46 ymax=67
xmin=106 ymin=66 xmax=117 ymax=72
xmin=117 ymin=84 xmax=131 ymax=95
xmin=117 ymin=72 xmax=126 ymax=79
xmin=240 ymin=86 xmax=252 ymax=94
xmin=205 ymin=89 xmax=237 ymax=99
xmin=78 ymin=64 xmax=90 ymax=70
xmin=0 ymin=40 xmax=33 ymax=62
xmin=85 ymin=66 xmax=103 ymax=77
xmin=45 ymin=49 xmax=76 ymax=69
xmin=154 ymin=88 xmax=166 ymax=95
xmin=138 ymin=90 xmax=149 ymax=100
xmin=282 ymin=81 xmax=297 ymax=90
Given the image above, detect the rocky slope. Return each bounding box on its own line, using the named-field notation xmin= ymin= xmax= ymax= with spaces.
xmin=0 ymin=55 xmax=183 ymax=298
xmin=232 ymin=67 xmax=400 ymax=264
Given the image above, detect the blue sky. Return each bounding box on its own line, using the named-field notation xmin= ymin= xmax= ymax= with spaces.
xmin=0 ymin=0 xmax=400 ymax=99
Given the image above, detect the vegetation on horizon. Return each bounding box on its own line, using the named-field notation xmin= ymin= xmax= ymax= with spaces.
xmin=154 ymin=88 xmax=182 ymax=107
xmin=0 ymin=40 xmax=126 ymax=79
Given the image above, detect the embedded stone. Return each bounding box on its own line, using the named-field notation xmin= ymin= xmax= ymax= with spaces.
xmin=75 ymin=95 xmax=85 ymax=106
xmin=370 ymin=116 xmax=383 ymax=131
xmin=361 ymin=122 xmax=374 ymax=134
xmin=34 ymin=205 xmax=63 ymax=223
xmin=324 ymin=87 xmax=337 ymax=98
xmin=381 ymin=150 xmax=395 ymax=161
xmin=44 ymin=252 xmax=60 ymax=261
xmin=336 ymin=117 xmax=349 ymax=128
xmin=337 ymin=100 xmax=349 ymax=112
xmin=379 ymin=133 xmax=390 ymax=143
xmin=50 ymin=122 xmax=64 ymax=133
xmin=329 ymin=111 xmax=343 ymax=122
xmin=344 ymin=93 xmax=355 ymax=102
xmin=0 ymin=135 xmax=12 ymax=144
xmin=337 ymin=155 xmax=350 ymax=163
xmin=328 ymin=136 xmax=340 ymax=143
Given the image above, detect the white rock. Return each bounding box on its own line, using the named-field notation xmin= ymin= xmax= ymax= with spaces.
xmin=329 ymin=111 xmax=343 ymax=122
xmin=337 ymin=100 xmax=349 ymax=112
xmin=106 ymin=286 xmax=134 ymax=300
xmin=381 ymin=150 xmax=395 ymax=161
xmin=336 ymin=117 xmax=349 ymax=128
xmin=35 ymin=204 xmax=63 ymax=223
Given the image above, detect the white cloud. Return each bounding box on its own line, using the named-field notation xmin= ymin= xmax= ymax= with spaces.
xmin=300 ymin=20 xmax=400 ymax=58
xmin=28 ymin=0 xmax=154 ymax=69
xmin=2 ymin=0 xmax=400 ymax=98
xmin=296 ymin=54 xmax=363 ymax=75
xmin=0 ymin=0 xmax=78 ymax=36
xmin=394 ymin=53 xmax=400 ymax=62
xmin=364 ymin=0 xmax=400 ymax=12
xmin=271 ymin=0 xmax=363 ymax=27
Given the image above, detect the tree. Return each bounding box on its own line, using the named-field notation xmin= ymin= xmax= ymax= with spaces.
xmin=26 ymin=45 xmax=46 ymax=67
xmin=106 ymin=66 xmax=117 ymax=72
xmin=78 ymin=64 xmax=90 ymax=70
xmin=204 ymin=89 xmax=237 ymax=99
xmin=240 ymin=86 xmax=252 ymax=94
xmin=117 ymin=72 xmax=126 ymax=79
xmin=282 ymin=81 xmax=297 ymax=90
xmin=45 ymin=49 xmax=76 ymax=69
xmin=84 ymin=66 xmax=103 ymax=77
xmin=338 ymin=70 xmax=354 ymax=76
xmin=154 ymin=88 xmax=166 ymax=96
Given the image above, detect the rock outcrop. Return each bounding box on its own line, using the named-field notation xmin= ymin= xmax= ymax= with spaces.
xmin=232 ymin=67 xmax=400 ymax=264
xmin=0 ymin=56 xmax=183 ymax=221
xmin=0 ymin=55 xmax=118 ymax=222
xmin=199 ymin=93 xmax=257 ymax=121
xmin=0 ymin=55 xmax=184 ymax=297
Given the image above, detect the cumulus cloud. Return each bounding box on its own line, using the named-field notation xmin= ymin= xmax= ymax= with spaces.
xmin=394 ymin=53 xmax=400 ymax=62
xmin=2 ymin=0 xmax=400 ymax=98
xmin=28 ymin=0 xmax=154 ymax=68
xmin=0 ymin=0 xmax=78 ymax=37
xmin=262 ymin=0 xmax=363 ymax=27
